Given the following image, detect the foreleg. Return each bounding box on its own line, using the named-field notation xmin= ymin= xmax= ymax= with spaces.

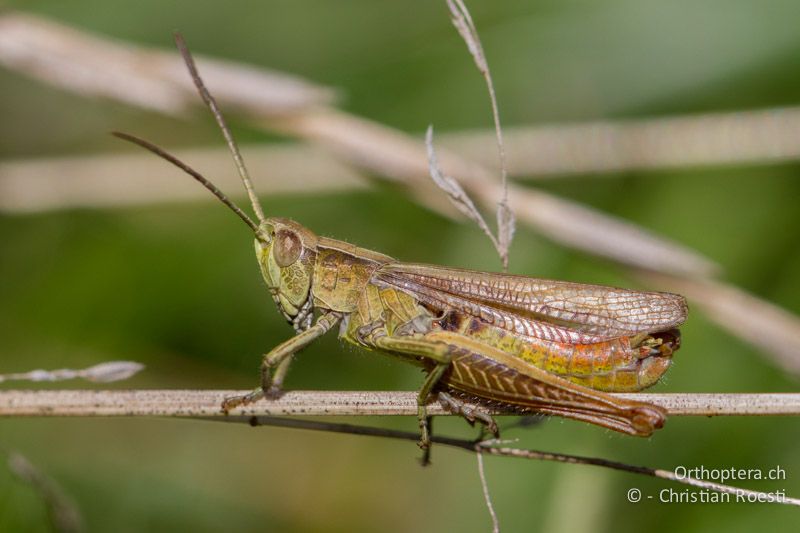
xmin=221 ymin=312 xmax=341 ymax=412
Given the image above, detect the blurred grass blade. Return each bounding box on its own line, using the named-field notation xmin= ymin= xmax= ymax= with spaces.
xmin=0 ymin=11 xmax=717 ymax=278
xmin=638 ymin=272 xmax=800 ymax=378
xmin=503 ymin=185 xmax=720 ymax=278
xmin=0 ymin=12 xmax=335 ymax=116
xmin=441 ymin=108 xmax=800 ymax=178
xmin=274 ymin=110 xmax=721 ymax=278
xmin=6 ymin=451 xmax=84 ymax=533
xmin=0 ymin=145 xmax=367 ymax=213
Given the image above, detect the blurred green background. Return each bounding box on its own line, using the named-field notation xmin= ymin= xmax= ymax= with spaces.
xmin=2 ymin=1 xmax=800 ymax=531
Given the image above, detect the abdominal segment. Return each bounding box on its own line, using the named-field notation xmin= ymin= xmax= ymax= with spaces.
xmin=433 ymin=312 xmax=675 ymax=392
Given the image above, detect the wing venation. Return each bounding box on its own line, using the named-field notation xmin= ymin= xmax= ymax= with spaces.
xmin=373 ymin=263 xmax=688 ymax=344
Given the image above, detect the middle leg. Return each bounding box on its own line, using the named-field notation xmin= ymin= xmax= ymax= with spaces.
xmin=372 ymin=335 xmax=453 ymax=450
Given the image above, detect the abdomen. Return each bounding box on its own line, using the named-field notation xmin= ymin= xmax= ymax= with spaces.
xmin=432 ymin=312 xmax=673 ymax=392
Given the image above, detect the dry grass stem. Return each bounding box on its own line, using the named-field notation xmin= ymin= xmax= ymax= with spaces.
xmin=476 ymin=447 xmax=500 ymax=533
xmin=5 ymin=394 xmax=795 ymax=506
xmin=425 ymin=126 xmax=500 ymax=250
xmin=445 ymin=0 xmax=515 ymax=269
xmin=2 ymin=390 xmax=800 ymax=417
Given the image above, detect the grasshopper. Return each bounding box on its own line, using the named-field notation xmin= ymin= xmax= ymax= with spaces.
xmin=115 ymin=35 xmax=688 ymax=448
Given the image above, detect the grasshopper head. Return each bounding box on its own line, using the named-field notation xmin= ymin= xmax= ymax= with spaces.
xmin=256 ymin=218 xmax=318 ymax=329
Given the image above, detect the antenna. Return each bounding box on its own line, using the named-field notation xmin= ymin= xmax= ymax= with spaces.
xmin=111 ymin=131 xmax=262 ymax=236
xmin=173 ymin=32 xmax=267 ymax=224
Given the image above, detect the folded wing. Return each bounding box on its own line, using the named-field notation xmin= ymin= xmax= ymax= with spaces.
xmin=373 ymin=263 xmax=688 ymax=344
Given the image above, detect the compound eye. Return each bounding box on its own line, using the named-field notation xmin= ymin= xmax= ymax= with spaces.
xmin=273 ymin=229 xmax=302 ymax=267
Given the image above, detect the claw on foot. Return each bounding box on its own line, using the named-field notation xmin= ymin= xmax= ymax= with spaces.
xmin=417 ymin=435 xmax=431 ymax=450
xmin=264 ymin=385 xmax=284 ymax=400
xmin=438 ymin=391 xmax=500 ymax=439
xmin=220 ymin=388 xmax=265 ymax=413
xmin=417 ymin=406 xmax=431 ymax=450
